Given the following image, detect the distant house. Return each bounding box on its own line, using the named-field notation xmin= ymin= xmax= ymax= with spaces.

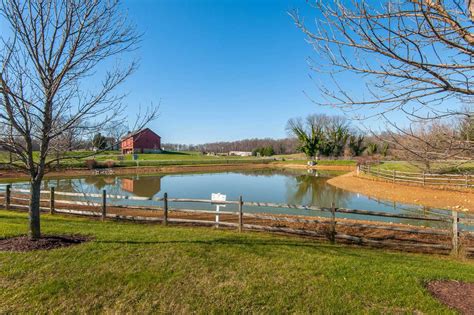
xmin=121 ymin=128 xmax=161 ymax=154
xmin=229 ymin=151 xmax=252 ymax=157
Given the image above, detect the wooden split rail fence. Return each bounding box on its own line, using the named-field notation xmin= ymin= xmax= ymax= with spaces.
xmin=1 ymin=184 xmax=473 ymax=257
xmin=359 ymin=164 xmax=474 ymax=188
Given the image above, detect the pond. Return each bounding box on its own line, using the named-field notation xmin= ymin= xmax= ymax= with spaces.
xmin=3 ymin=168 xmax=454 ymax=228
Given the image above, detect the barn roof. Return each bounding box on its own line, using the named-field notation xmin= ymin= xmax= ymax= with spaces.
xmin=121 ymin=128 xmax=161 ymax=140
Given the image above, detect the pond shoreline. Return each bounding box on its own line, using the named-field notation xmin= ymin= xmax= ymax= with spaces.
xmin=3 ymin=164 xmax=472 ymax=214
xmin=0 ymin=163 xmax=354 ymax=182
xmin=327 ymin=172 xmax=474 ymax=212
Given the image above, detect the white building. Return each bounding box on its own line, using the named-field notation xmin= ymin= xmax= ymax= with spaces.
xmin=229 ymin=151 xmax=252 ymax=157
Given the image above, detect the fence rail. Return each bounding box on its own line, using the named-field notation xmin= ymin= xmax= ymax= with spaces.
xmin=1 ymin=184 xmax=473 ymax=257
xmin=358 ymin=165 xmax=474 ymax=188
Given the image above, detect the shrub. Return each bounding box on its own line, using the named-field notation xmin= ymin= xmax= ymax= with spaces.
xmin=104 ymin=160 xmax=115 ymax=168
xmin=85 ymin=159 xmax=98 ymax=169
xmin=252 ymin=146 xmax=275 ymax=157
xmin=367 ymin=143 xmax=378 ymax=156
xmin=380 ymin=142 xmax=389 ymax=157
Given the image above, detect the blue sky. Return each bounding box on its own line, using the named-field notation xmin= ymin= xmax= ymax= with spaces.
xmin=2 ymin=0 xmax=452 ymax=144
xmin=120 ymin=0 xmax=337 ymax=144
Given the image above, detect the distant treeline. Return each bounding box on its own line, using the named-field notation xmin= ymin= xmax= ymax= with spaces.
xmin=162 ymin=138 xmax=299 ymax=155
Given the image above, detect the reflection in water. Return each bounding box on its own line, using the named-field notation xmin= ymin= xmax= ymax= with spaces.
xmin=43 ymin=176 xmax=121 ymax=195
xmin=43 ymin=178 xmax=81 ymax=193
xmin=42 ymin=175 xmax=163 ymax=198
xmin=286 ymin=173 xmax=350 ymax=208
xmin=14 ymin=169 xmax=464 ymax=229
xmin=121 ymin=176 xmax=162 ymax=198
xmin=84 ymin=176 xmax=117 ymax=190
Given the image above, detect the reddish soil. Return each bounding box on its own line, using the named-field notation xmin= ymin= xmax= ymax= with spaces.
xmin=328 ymin=172 xmax=474 ymax=212
xmin=0 ymin=235 xmax=90 ymax=252
xmin=426 ymin=280 xmax=474 ymax=314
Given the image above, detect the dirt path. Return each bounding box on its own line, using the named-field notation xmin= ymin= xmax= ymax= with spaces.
xmin=327 ymin=172 xmax=474 ymax=212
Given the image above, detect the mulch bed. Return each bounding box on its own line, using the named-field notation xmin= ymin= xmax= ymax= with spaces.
xmin=0 ymin=235 xmax=90 ymax=252
xmin=426 ymin=280 xmax=474 ymax=314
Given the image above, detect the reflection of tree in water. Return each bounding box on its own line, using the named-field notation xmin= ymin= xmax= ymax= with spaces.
xmin=41 ymin=175 xmax=162 ymax=198
xmin=83 ymin=176 xmax=117 ymax=191
xmin=42 ymin=176 xmax=120 ymax=195
xmin=235 ymin=168 xmax=343 ymax=178
xmin=286 ymin=173 xmax=351 ymax=208
xmin=42 ymin=178 xmax=75 ymax=191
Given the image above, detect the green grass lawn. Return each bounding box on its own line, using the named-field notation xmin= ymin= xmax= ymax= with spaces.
xmin=273 ymin=153 xmax=357 ymax=166
xmin=0 ymin=151 xmax=273 ymax=169
xmin=1 ymin=210 xmax=473 ymax=313
xmin=375 ymin=161 xmax=474 ymax=174
xmin=274 ymin=159 xmax=357 ymax=166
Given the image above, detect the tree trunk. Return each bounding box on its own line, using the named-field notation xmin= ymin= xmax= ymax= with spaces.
xmin=424 ymin=160 xmax=431 ymax=172
xmin=29 ymin=180 xmax=42 ymax=240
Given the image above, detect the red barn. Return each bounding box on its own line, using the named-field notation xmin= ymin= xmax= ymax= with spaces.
xmin=121 ymin=128 xmax=162 ymax=154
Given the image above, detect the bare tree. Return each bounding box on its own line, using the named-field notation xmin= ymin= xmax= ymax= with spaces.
xmin=459 ymin=106 xmax=474 ymax=141
xmin=287 ymin=114 xmax=328 ymax=159
xmin=322 ymin=116 xmax=350 ymax=158
xmin=290 ymin=0 xmax=474 ymax=120
xmin=166 ymin=138 xmax=300 ymax=155
xmin=381 ymin=118 xmax=473 ymax=171
xmin=105 ymin=120 xmax=129 ymax=151
xmin=291 ymin=0 xmax=474 ymax=167
xmin=0 ymin=0 xmax=157 ymax=239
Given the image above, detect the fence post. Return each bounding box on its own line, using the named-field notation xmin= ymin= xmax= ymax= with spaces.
xmin=330 ymin=202 xmax=336 ymax=244
xmin=466 ymin=174 xmax=469 ymax=188
xmin=356 ymin=165 xmax=360 ymax=176
xmin=5 ymin=184 xmax=11 ymax=210
xmin=422 ymin=171 xmax=426 ymax=187
xmin=50 ymin=187 xmax=55 ymax=215
xmin=392 ymin=170 xmax=395 ymax=183
xmin=163 ymin=192 xmax=168 ymax=226
xmin=101 ymin=189 xmax=107 ymax=220
xmin=238 ymin=195 xmax=243 ymax=233
xmin=367 ymin=164 xmax=371 ymax=175
xmin=451 ymin=210 xmax=459 ymax=256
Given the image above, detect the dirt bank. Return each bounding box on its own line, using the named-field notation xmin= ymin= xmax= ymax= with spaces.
xmin=328 ymin=172 xmax=474 ymax=212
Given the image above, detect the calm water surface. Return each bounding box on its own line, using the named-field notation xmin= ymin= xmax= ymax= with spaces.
xmin=4 ymin=168 xmax=455 ymax=227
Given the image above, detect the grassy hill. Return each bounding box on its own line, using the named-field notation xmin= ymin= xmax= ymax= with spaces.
xmin=1 ymin=210 xmax=473 ymax=313
xmin=374 ymin=161 xmax=474 ymax=174
xmin=0 ymin=150 xmax=272 ymax=169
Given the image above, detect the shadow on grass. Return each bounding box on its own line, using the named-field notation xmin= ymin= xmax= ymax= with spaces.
xmin=1 ymin=211 xmax=441 ymax=261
